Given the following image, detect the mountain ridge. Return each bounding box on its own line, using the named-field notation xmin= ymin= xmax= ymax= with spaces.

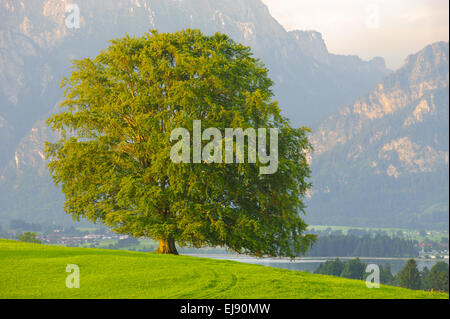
xmin=2 ymin=0 xmax=444 ymax=229
xmin=307 ymin=41 xmax=449 ymax=229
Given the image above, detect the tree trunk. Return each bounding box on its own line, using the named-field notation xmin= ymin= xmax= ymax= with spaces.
xmin=155 ymin=237 xmax=178 ymax=255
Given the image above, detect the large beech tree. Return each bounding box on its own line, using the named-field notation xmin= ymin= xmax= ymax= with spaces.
xmin=45 ymin=29 xmax=315 ymax=256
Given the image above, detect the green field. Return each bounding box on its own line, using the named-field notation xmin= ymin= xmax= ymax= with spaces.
xmin=0 ymin=239 xmax=447 ymax=299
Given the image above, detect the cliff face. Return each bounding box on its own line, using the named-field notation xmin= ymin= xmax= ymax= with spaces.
xmin=308 ymin=42 xmax=449 ymax=229
xmin=0 ymin=0 xmax=388 ymax=127
xmin=0 ymin=115 xmax=13 ymax=169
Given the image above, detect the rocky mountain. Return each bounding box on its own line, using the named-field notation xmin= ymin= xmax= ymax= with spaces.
xmin=307 ymin=42 xmax=449 ymax=229
xmin=0 ymin=115 xmax=13 ymax=169
xmin=0 ymin=0 xmax=389 ymax=226
xmin=0 ymin=0 xmax=388 ymax=130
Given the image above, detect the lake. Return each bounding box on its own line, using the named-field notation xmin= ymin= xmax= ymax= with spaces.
xmin=186 ymin=253 xmax=449 ymax=274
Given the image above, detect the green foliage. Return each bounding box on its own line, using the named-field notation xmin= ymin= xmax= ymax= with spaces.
xmin=17 ymin=232 xmax=41 ymax=244
xmin=420 ymin=266 xmax=432 ymax=290
xmin=340 ymin=258 xmax=366 ymax=280
xmin=1 ymin=240 xmax=447 ymax=299
xmin=314 ymin=259 xmax=395 ymax=285
xmin=45 ymin=29 xmax=315 ymax=257
xmin=379 ymin=264 xmax=394 ymax=285
xmin=398 ymin=260 xmax=448 ymax=292
xmin=429 ymin=262 xmax=449 ymax=292
xmin=314 ymin=258 xmax=344 ymax=277
xmin=398 ymin=259 xmax=421 ymax=290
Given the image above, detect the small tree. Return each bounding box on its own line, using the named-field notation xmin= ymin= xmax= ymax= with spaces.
xmin=18 ymin=232 xmax=42 ymax=244
xmin=429 ymin=262 xmax=449 ymax=292
xmin=380 ymin=264 xmax=394 ymax=285
xmin=398 ymin=259 xmax=421 ymax=290
xmin=45 ymin=29 xmax=315 ymax=256
xmin=340 ymin=258 xmax=366 ymax=280
xmin=420 ymin=266 xmax=431 ymax=290
xmin=314 ymin=258 xmax=344 ymax=277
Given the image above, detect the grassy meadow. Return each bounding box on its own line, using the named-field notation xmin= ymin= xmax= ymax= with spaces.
xmin=0 ymin=239 xmax=447 ymax=299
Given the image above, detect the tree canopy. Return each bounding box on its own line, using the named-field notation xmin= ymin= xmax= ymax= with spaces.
xmin=429 ymin=262 xmax=449 ymax=292
xmin=398 ymin=259 xmax=421 ymax=290
xmin=18 ymin=232 xmax=42 ymax=244
xmin=45 ymin=29 xmax=315 ymax=256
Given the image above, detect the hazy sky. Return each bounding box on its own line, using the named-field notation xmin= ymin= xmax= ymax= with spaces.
xmin=261 ymin=0 xmax=449 ymax=70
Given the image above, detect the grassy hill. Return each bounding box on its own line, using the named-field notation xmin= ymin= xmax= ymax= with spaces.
xmin=0 ymin=239 xmax=447 ymax=299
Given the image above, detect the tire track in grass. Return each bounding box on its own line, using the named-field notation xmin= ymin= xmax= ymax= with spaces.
xmin=193 ymin=265 xmax=238 ymax=298
xmin=159 ymin=268 xmax=204 ymax=298
xmin=171 ymin=265 xmax=220 ymax=298
xmin=222 ymin=272 xmax=237 ymax=292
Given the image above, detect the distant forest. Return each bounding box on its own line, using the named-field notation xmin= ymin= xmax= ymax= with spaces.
xmin=306 ymin=234 xmax=418 ymax=257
